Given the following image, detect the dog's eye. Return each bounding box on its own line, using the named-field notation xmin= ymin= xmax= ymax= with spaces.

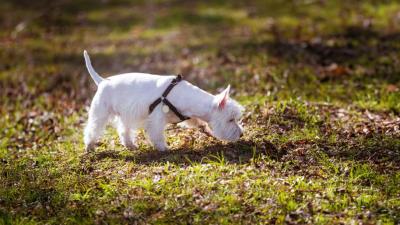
xmin=229 ymin=119 xmax=235 ymax=122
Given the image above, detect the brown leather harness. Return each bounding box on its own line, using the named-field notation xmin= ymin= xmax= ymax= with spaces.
xmin=148 ymin=75 xmax=190 ymax=121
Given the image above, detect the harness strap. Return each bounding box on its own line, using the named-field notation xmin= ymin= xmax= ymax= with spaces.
xmin=148 ymin=75 xmax=190 ymax=121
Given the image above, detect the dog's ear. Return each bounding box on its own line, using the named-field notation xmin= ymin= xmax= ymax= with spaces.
xmin=215 ymin=85 xmax=230 ymax=110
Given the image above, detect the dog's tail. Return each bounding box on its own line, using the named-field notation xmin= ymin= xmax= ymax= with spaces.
xmin=83 ymin=50 xmax=104 ymax=86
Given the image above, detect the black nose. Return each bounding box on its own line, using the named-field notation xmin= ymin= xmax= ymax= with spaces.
xmin=240 ymin=133 xmax=243 ymax=138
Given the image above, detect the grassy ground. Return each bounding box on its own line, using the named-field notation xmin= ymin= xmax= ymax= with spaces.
xmin=1 ymin=0 xmax=400 ymax=224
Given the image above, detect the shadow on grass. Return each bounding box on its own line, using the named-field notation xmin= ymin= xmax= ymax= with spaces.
xmin=91 ymin=133 xmax=400 ymax=172
xmin=93 ymin=139 xmax=281 ymax=166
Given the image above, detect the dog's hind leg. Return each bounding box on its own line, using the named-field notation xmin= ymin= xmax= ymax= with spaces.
xmin=145 ymin=110 xmax=167 ymax=151
xmin=84 ymin=96 xmax=110 ymax=152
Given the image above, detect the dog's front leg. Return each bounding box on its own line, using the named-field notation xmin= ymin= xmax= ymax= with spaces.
xmin=145 ymin=110 xmax=168 ymax=151
xmin=116 ymin=117 xmax=138 ymax=150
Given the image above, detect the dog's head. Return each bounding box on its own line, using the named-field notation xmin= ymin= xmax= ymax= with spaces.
xmin=208 ymin=85 xmax=244 ymax=141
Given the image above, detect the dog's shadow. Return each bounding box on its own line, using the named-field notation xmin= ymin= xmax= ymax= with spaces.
xmin=90 ymin=140 xmax=280 ymax=166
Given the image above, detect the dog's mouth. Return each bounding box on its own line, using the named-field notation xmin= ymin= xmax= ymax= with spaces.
xmin=212 ymin=131 xmax=242 ymax=142
xmin=229 ymin=128 xmax=243 ymax=141
xmin=207 ymin=123 xmax=243 ymax=142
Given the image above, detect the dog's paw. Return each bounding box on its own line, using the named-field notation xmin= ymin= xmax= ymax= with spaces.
xmin=85 ymin=143 xmax=96 ymax=153
xmin=154 ymin=143 xmax=168 ymax=152
xmin=121 ymin=140 xmax=138 ymax=150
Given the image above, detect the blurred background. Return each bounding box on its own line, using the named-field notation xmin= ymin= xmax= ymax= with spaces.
xmin=2 ymin=0 xmax=400 ymax=103
xmin=1 ymin=1 xmax=400 ymax=223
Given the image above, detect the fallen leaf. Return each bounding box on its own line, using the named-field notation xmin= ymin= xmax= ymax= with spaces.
xmin=386 ymin=84 xmax=398 ymax=92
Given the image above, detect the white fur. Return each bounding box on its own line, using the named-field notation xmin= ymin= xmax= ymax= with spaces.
xmin=83 ymin=50 xmax=244 ymax=152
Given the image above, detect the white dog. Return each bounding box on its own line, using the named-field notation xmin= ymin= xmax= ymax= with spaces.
xmin=83 ymin=50 xmax=244 ymax=152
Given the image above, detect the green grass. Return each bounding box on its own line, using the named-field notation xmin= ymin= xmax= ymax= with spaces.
xmin=1 ymin=0 xmax=400 ymax=224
